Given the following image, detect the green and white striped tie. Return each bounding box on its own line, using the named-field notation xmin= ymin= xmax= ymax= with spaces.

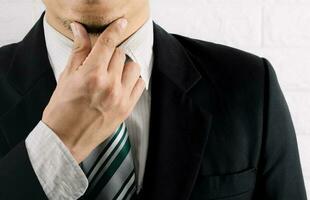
xmin=81 ymin=122 xmax=137 ymax=200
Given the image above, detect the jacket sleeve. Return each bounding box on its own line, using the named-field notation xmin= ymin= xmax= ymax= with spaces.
xmin=254 ymin=58 xmax=308 ymax=200
xmin=0 ymin=132 xmax=48 ymax=200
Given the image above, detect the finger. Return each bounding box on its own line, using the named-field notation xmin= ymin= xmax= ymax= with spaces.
xmin=83 ymin=18 xmax=128 ymax=71
xmin=130 ymin=77 xmax=145 ymax=104
xmin=108 ymin=48 xmax=126 ymax=81
xmin=121 ymin=61 xmax=141 ymax=92
xmin=65 ymin=22 xmax=91 ymax=73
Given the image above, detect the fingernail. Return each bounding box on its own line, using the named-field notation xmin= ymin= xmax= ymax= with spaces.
xmin=118 ymin=19 xmax=128 ymax=29
xmin=70 ymin=23 xmax=79 ymax=38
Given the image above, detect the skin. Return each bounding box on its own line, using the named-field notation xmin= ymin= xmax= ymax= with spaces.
xmin=43 ymin=0 xmax=150 ymax=46
xmin=41 ymin=0 xmax=150 ymax=163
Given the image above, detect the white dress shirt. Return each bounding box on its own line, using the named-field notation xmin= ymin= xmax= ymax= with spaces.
xmin=25 ymin=14 xmax=154 ymax=200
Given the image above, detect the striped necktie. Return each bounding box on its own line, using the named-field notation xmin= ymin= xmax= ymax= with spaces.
xmin=81 ymin=122 xmax=137 ymax=200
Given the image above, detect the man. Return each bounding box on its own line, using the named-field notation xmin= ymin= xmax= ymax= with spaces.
xmin=0 ymin=0 xmax=307 ymax=199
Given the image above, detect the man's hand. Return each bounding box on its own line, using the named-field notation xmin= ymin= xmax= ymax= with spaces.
xmin=42 ymin=18 xmax=145 ymax=163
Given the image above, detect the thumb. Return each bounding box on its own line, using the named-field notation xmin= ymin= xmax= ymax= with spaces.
xmin=66 ymin=22 xmax=91 ymax=72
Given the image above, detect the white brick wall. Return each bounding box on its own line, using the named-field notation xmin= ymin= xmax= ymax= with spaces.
xmin=0 ymin=0 xmax=309 ymax=197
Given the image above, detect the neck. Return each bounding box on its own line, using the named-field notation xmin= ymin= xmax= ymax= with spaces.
xmin=45 ymin=4 xmax=150 ymax=47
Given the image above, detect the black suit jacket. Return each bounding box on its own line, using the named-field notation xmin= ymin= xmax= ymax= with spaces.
xmin=0 ymin=14 xmax=307 ymax=200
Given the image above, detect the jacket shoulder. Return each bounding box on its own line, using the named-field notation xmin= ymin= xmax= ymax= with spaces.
xmin=173 ymin=34 xmax=267 ymax=117
xmin=173 ymin=34 xmax=266 ymax=94
xmin=173 ymin=34 xmax=265 ymax=77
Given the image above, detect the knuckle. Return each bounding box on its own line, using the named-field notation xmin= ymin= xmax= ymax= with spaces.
xmin=106 ymin=85 xmax=121 ymax=103
xmin=111 ymin=78 xmax=121 ymax=88
xmin=86 ymin=72 xmax=105 ymax=90
xmin=73 ymin=41 xmax=90 ymax=53
xmin=115 ymin=48 xmax=126 ymax=60
xmin=99 ymin=36 xmax=115 ymax=48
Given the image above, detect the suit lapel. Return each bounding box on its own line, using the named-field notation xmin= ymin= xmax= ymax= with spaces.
xmin=0 ymin=13 xmax=56 ymax=147
xmin=140 ymin=23 xmax=213 ymax=200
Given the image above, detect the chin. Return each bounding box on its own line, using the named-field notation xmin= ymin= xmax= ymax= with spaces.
xmin=70 ymin=6 xmax=122 ymax=25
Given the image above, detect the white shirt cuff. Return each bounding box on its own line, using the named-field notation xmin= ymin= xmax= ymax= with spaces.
xmin=25 ymin=121 xmax=88 ymax=200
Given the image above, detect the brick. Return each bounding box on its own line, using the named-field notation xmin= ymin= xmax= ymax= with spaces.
xmin=151 ymin=3 xmax=261 ymax=47
xmin=284 ymin=90 xmax=310 ymax=136
xmin=0 ymin=1 xmax=34 ymax=46
xmin=32 ymin=0 xmax=46 ymax=22
xmin=264 ymin=5 xmax=310 ymax=47
xmin=0 ymin=0 xmax=309 ymax=194
xmin=260 ymin=48 xmax=310 ymax=90
xmin=265 ymin=0 xmax=310 ymax=3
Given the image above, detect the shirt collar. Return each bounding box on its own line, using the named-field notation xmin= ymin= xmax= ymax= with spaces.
xmin=43 ymin=14 xmax=154 ymax=90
